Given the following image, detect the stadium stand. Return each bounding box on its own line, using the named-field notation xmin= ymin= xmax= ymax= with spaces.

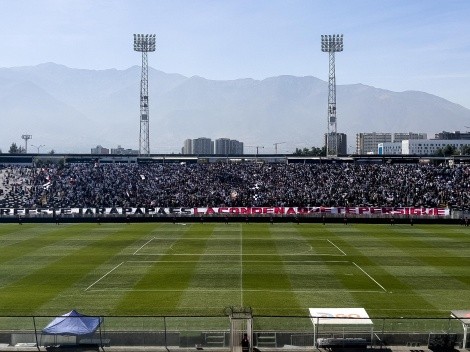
xmin=1 ymin=158 xmax=468 ymax=349
xmin=0 ymin=166 xmax=35 ymax=208
xmin=0 ymin=162 xmax=469 ymax=209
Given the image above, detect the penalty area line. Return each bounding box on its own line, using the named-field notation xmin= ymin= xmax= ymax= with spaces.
xmin=352 ymin=262 xmax=387 ymax=292
xmin=86 ymin=288 xmax=386 ymax=293
xmin=85 ymin=262 xmax=124 ymax=292
xmin=133 ymin=253 xmax=346 ymax=256
xmin=133 ymin=237 xmax=155 ymax=255
xmin=327 ymin=239 xmax=346 ymax=256
xmin=126 ymin=260 xmax=350 ymax=264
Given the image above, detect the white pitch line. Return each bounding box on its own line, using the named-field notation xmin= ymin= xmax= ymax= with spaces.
xmin=126 ymin=259 xmax=349 ymax=265
xmin=327 ymin=239 xmax=347 ymax=256
xmin=87 ymin=288 xmax=385 ymax=293
xmin=133 ymin=237 xmax=155 ymax=255
xmin=295 ymin=238 xmax=313 ymax=252
xmin=133 ymin=253 xmax=344 ymax=256
xmin=144 ymin=236 xmax=336 ymax=240
xmin=352 ymin=262 xmax=387 ymax=292
xmin=126 ymin=260 xmax=350 ymax=264
xmin=85 ymin=262 xmax=124 ymax=291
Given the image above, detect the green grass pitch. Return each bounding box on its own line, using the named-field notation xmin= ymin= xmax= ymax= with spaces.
xmin=0 ymin=222 xmax=468 ymax=318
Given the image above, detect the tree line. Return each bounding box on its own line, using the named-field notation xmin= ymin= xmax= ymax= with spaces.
xmin=0 ymin=143 xmax=54 ymax=154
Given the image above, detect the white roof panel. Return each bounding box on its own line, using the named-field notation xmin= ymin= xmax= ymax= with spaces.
xmin=309 ymin=308 xmax=373 ymax=325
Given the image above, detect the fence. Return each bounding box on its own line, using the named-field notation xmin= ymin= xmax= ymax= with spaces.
xmin=1 ymin=210 xmax=467 ymax=224
xmin=0 ymin=315 xmax=467 ymax=350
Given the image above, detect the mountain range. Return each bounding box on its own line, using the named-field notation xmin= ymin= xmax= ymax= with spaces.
xmin=1 ymin=62 xmax=469 ymax=154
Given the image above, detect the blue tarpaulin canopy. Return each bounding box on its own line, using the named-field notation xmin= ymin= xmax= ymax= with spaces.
xmin=42 ymin=310 xmax=102 ymax=336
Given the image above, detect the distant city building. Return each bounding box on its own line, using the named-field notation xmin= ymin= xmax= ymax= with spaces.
xmin=182 ymin=137 xmax=243 ymax=155
xmin=215 ymin=138 xmax=244 ymax=155
xmin=111 ymin=145 xmax=139 ymax=155
xmin=324 ymin=133 xmax=347 ymax=155
xmin=182 ymin=139 xmax=192 ymax=154
xmin=192 ymin=137 xmax=214 ymax=155
xmin=356 ymin=133 xmax=392 ymax=154
xmin=230 ymin=139 xmax=244 ymax=155
xmin=402 ymin=139 xmax=470 ymax=155
xmin=357 ymin=132 xmax=427 ymax=154
xmin=393 ymin=132 xmax=427 ymax=142
xmin=91 ymin=145 xmax=109 ymax=154
xmin=434 ymin=131 xmax=470 ymax=140
xmin=215 ymin=138 xmax=231 ymax=155
xmin=378 ymin=139 xmax=470 ymax=155
xmin=378 ymin=142 xmax=402 ymax=155
xmin=364 ymin=132 xmax=428 ymax=154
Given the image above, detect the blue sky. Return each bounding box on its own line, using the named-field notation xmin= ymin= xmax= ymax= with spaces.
xmin=1 ymin=0 xmax=470 ymax=109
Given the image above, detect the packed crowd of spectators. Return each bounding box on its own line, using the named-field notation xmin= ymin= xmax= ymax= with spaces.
xmin=1 ymin=162 xmax=470 ymax=209
xmin=0 ymin=166 xmax=36 ymax=208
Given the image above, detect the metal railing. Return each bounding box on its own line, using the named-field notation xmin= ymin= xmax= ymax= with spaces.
xmin=0 ymin=315 xmax=467 ymax=350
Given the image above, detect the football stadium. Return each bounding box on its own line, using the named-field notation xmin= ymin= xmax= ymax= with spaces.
xmin=2 ymin=1 xmax=470 ymax=350
xmin=0 ymin=156 xmax=469 ymax=351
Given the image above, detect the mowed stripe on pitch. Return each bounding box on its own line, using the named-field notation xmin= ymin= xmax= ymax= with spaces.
xmin=115 ymin=224 xmax=215 ymax=314
xmin=334 ymin=224 xmax=467 ymax=316
xmin=176 ymin=225 xmax=243 ymax=312
xmin=242 ymin=224 xmax=303 ymax=315
xmin=0 ymin=224 xmax=159 ymax=315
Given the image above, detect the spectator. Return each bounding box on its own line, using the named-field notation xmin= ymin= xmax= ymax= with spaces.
xmin=0 ymin=162 xmax=468 ymax=210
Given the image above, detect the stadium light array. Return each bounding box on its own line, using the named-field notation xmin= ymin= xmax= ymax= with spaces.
xmin=133 ymin=34 xmax=156 ymax=52
xmin=321 ymin=34 xmax=344 ymax=53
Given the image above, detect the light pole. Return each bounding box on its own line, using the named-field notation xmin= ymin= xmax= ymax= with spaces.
xmin=31 ymin=144 xmax=45 ymax=153
xmin=321 ymin=34 xmax=343 ymax=157
xmin=21 ymin=134 xmax=32 ymax=153
xmin=134 ymin=34 xmax=156 ymax=156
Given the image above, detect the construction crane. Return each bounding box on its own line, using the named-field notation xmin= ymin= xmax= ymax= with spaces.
xmin=273 ymin=142 xmax=286 ymax=154
xmin=246 ymin=146 xmax=264 ymax=154
xmin=245 ymin=146 xmax=265 ymax=157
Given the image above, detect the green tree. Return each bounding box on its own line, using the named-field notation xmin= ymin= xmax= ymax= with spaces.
xmin=8 ymin=143 xmax=23 ymax=153
xmin=293 ymin=146 xmax=326 ymax=156
xmin=8 ymin=143 xmax=18 ymax=153
xmin=435 ymin=145 xmax=458 ymax=157
xmin=460 ymin=144 xmax=470 ymax=155
xmin=311 ymin=146 xmax=326 ymax=156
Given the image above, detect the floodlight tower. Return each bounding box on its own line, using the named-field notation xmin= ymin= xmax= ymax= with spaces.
xmin=321 ymin=34 xmax=343 ymax=156
xmin=21 ymin=134 xmax=32 ymax=153
xmin=134 ymin=34 xmax=156 ymax=155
